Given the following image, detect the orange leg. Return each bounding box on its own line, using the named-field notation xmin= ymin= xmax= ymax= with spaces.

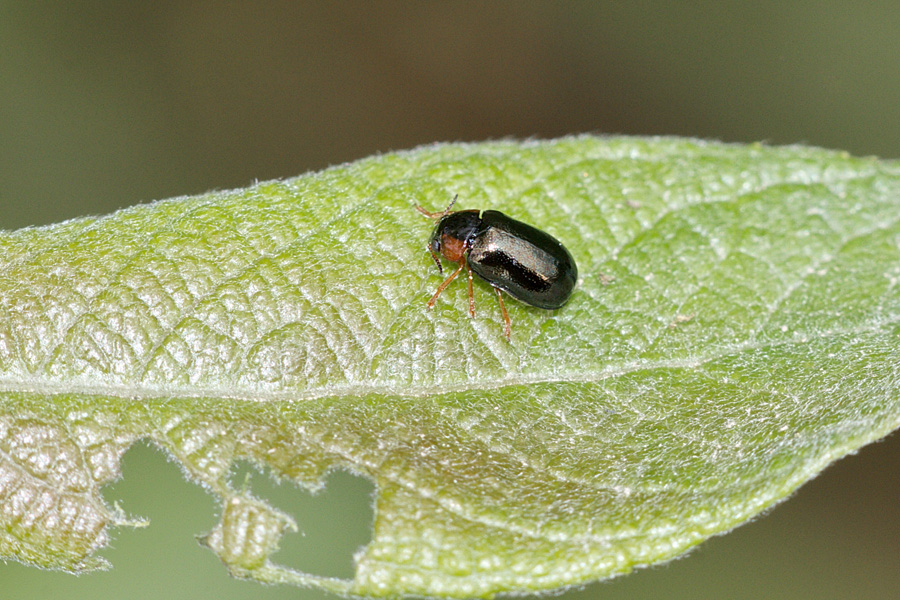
xmin=494 ymin=287 xmax=511 ymax=340
xmin=465 ymin=261 xmax=475 ymax=317
xmin=427 ymin=261 xmax=466 ymax=309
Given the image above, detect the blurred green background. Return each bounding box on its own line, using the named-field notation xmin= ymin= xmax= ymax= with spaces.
xmin=3 ymin=2 xmax=900 ymax=598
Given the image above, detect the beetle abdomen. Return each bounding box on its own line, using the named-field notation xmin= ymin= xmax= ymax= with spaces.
xmin=468 ymin=211 xmax=577 ymax=309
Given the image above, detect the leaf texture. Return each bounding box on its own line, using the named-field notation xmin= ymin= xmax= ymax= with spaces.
xmin=2 ymin=136 xmax=900 ymax=597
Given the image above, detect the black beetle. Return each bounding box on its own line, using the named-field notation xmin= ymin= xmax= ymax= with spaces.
xmin=416 ymin=196 xmax=578 ymax=339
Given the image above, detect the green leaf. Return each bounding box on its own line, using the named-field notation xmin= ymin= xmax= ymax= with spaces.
xmin=2 ymin=136 xmax=900 ymax=598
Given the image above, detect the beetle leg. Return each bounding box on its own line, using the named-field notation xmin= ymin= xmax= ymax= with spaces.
xmin=427 ymin=261 xmax=466 ymax=309
xmin=465 ymin=261 xmax=475 ymax=318
xmin=494 ymin=287 xmax=511 ymax=340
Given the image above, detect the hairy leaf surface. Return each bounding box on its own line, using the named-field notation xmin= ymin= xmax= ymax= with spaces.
xmin=2 ymin=137 xmax=900 ymax=598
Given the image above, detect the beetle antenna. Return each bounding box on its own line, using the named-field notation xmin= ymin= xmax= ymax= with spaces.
xmin=415 ymin=194 xmax=460 ymax=220
xmin=443 ymin=194 xmax=458 ymax=215
xmin=428 ymin=245 xmax=443 ymax=274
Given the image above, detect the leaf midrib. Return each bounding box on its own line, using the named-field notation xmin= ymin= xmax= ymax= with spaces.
xmin=2 ymin=309 xmax=894 ymax=406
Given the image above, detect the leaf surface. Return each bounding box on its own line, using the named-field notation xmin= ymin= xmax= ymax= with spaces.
xmin=2 ymin=136 xmax=900 ymax=598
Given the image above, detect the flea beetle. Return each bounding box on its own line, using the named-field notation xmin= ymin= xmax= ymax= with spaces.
xmin=416 ymin=196 xmax=578 ymax=339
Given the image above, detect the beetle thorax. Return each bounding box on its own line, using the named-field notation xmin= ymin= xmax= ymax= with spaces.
xmin=431 ymin=210 xmax=483 ymax=264
xmin=440 ymin=233 xmax=467 ymax=262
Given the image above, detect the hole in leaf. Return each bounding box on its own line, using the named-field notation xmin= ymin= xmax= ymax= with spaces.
xmin=0 ymin=442 xmax=310 ymax=599
xmin=228 ymin=461 xmax=375 ymax=579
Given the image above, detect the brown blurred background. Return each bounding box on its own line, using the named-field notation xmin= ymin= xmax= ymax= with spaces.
xmin=2 ymin=2 xmax=900 ymax=599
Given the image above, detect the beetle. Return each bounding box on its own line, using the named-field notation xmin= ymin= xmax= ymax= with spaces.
xmin=415 ymin=196 xmax=578 ymax=339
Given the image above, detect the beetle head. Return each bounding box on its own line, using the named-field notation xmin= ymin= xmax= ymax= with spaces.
xmin=417 ymin=195 xmax=481 ymax=273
